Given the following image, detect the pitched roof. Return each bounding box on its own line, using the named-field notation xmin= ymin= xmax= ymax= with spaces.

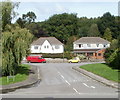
xmin=74 ymin=37 xmax=110 ymax=44
xmin=31 ymin=37 xmax=63 ymax=45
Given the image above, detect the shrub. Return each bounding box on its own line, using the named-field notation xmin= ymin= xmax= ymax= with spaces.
xmin=41 ymin=52 xmax=73 ymax=59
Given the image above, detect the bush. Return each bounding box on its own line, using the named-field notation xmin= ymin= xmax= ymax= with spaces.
xmin=41 ymin=52 xmax=73 ymax=59
xmin=106 ymin=49 xmax=120 ymax=69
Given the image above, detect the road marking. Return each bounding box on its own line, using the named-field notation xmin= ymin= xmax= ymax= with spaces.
xmin=60 ymin=75 xmax=65 ymax=79
xmin=58 ymin=71 xmax=71 ymax=86
xmin=91 ymin=86 xmax=95 ymax=88
xmin=65 ymin=80 xmax=71 ymax=85
xmin=73 ymin=88 xmax=81 ymax=94
xmin=83 ymin=83 xmax=89 ymax=88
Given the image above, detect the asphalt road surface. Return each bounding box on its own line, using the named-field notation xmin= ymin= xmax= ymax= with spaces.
xmin=2 ymin=62 xmax=119 ymax=98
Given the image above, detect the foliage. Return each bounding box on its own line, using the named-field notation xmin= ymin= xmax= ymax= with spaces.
xmin=78 ymin=17 xmax=98 ymax=37
xmin=97 ymin=12 xmax=119 ymax=39
xmin=104 ymin=36 xmax=120 ymax=69
xmin=2 ymin=25 xmax=33 ymax=76
xmin=42 ymin=52 xmax=73 ymax=59
xmin=88 ymin=24 xmax=100 ymax=37
xmin=1 ymin=1 xmax=19 ymax=31
xmin=0 ymin=64 xmax=30 ymax=85
xmin=41 ymin=13 xmax=79 ymax=43
xmin=106 ymin=49 xmax=119 ymax=69
xmin=80 ymin=63 xmax=120 ymax=82
xmin=77 ymin=54 xmax=86 ymax=60
xmin=16 ymin=11 xmax=37 ymax=28
xmin=65 ymin=35 xmax=79 ymax=52
xmin=25 ymin=22 xmax=49 ymax=38
xmin=103 ymin=28 xmax=112 ymax=42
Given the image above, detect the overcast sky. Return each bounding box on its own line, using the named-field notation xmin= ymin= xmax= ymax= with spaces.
xmin=9 ymin=0 xmax=119 ymax=23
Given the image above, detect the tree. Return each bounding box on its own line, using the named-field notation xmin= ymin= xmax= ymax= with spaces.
xmin=65 ymin=35 xmax=79 ymax=52
xmin=88 ymin=24 xmax=100 ymax=37
xmin=41 ymin=13 xmax=79 ymax=43
xmin=25 ymin=22 xmax=49 ymax=38
xmin=97 ymin=12 xmax=119 ymax=39
xmin=104 ymin=35 xmax=120 ymax=69
xmin=103 ymin=28 xmax=112 ymax=42
xmin=2 ymin=25 xmax=33 ymax=76
xmin=16 ymin=11 xmax=37 ymax=28
xmin=1 ymin=1 xmax=19 ymax=31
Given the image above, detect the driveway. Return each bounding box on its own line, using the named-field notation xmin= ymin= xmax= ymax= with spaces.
xmin=2 ymin=62 xmax=119 ymax=98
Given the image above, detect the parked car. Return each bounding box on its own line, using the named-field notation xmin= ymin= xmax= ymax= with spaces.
xmin=68 ymin=57 xmax=81 ymax=63
xmin=26 ymin=55 xmax=46 ymax=63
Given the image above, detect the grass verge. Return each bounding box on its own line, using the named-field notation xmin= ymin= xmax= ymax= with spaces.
xmin=80 ymin=63 xmax=120 ymax=82
xmin=0 ymin=64 xmax=31 ymax=85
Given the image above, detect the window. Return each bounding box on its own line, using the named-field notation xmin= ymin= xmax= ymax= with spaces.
xmin=44 ymin=45 xmax=49 ymax=49
xmin=87 ymin=44 xmax=91 ymax=47
xmin=79 ymin=44 xmax=81 ymax=48
xmin=98 ymin=53 xmax=101 ymax=56
xmin=103 ymin=44 xmax=107 ymax=48
xmin=87 ymin=53 xmax=93 ymax=56
xmin=55 ymin=45 xmax=60 ymax=49
xmin=34 ymin=46 xmax=38 ymax=49
xmin=97 ymin=44 xmax=99 ymax=47
xmin=79 ymin=44 xmax=83 ymax=48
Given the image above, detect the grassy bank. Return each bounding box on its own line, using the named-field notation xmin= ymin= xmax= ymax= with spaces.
xmin=0 ymin=64 xmax=30 ymax=85
xmin=80 ymin=63 xmax=120 ymax=82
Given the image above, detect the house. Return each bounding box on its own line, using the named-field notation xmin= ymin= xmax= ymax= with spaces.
xmin=73 ymin=37 xmax=110 ymax=59
xmin=30 ymin=37 xmax=64 ymax=54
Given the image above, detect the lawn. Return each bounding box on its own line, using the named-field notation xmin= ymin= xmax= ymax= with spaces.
xmin=0 ymin=64 xmax=31 ymax=85
xmin=80 ymin=63 xmax=120 ymax=82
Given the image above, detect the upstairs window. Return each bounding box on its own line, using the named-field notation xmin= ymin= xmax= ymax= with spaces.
xmin=79 ymin=44 xmax=83 ymax=48
xmin=79 ymin=44 xmax=81 ymax=48
xmin=55 ymin=46 xmax=60 ymax=49
xmin=47 ymin=45 xmax=49 ymax=48
xmin=87 ymin=44 xmax=91 ymax=47
xmin=34 ymin=46 xmax=38 ymax=49
xmin=97 ymin=44 xmax=99 ymax=47
xmin=103 ymin=44 xmax=107 ymax=48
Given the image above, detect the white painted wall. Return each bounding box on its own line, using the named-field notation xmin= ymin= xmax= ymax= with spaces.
xmin=73 ymin=43 xmax=110 ymax=49
xmin=30 ymin=40 xmax=64 ymax=53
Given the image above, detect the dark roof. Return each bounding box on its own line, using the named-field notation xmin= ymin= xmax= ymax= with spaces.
xmin=31 ymin=37 xmax=63 ymax=45
xmin=74 ymin=37 xmax=110 ymax=44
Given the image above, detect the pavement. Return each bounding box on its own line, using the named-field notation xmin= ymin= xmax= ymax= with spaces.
xmin=0 ymin=65 xmax=41 ymax=94
xmin=1 ymin=62 xmax=119 ymax=98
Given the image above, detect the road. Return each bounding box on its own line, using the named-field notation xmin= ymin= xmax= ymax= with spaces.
xmin=2 ymin=63 xmax=119 ymax=98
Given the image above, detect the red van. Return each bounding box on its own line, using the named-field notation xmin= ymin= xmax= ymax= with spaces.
xmin=26 ymin=55 xmax=46 ymax=63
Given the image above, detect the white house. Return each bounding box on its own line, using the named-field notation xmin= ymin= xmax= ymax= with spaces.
xmin=30 ymin=37 xmax=64 ymax=53
xmin=73 ymin=37 xmax=110 ymax=59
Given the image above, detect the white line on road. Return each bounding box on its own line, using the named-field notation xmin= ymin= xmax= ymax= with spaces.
xmin=58 ymin=71 xmax=71 ymax=86
xmin=83 ymin=83 xmax=89 ymax=88
xmin=73 ymin=88 xmax=81 ymax=94
xmin=65 ymin=80 xmax=71 ymax=85
xmin=83 ymin=83 xmax=96 ymax=89
xmin=91 ymin=86 xmax=95 ymax=88
xmin=60 ymin=75 xmax=65 ymax=79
